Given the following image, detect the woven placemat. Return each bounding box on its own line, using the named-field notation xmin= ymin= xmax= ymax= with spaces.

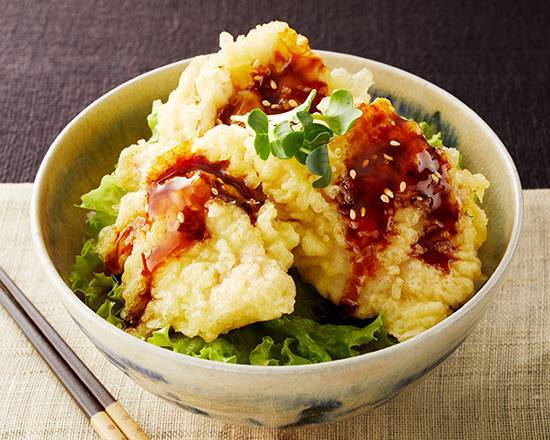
xmin=0 ymin=184 xmax=548 ymax=439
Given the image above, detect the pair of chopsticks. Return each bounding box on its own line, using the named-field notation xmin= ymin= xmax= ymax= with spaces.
xmin=0 ymin=267 xmax=149 ymax=440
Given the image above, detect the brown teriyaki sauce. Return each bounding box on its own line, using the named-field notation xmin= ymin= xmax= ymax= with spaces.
xmin=107 ymin=155 xmax=265 ymax=324
xmin=336 ymin=100 xmax=460 ymax=310
xmin=218 ymin=51 xmax=328 ymax=123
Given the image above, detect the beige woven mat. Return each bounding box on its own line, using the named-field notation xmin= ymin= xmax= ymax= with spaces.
xmin=0 ymin=183 xmax=548 ymax=439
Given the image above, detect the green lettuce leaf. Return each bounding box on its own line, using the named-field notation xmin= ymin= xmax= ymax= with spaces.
xmin=69 ymin=236 xmax=124 ymax=323
xmin=68 ymin=238 xmax=103 ymax=291
xmin=80 ymin=174 xmax=126 ymax=225
xmin=69 ymin=172 xmax=128 ymax=320
xmin=419 ymin=118 xmax=464 ymax=168
xmin=84 ymin=211 xmax=114 ymax=239
xmin=96 ymin=299 xmax=125 ymax=328
xmin=262 ymin=314 xmax=389 ymax=362
xmin=248 ymin=336 xmax=311 ymax=366
xmin=147 ymin=99 xmax=162 ymax=141
xmin=96 ymin=283 xmax=126 ymax=327
xmin=249 ymin=336 xmax=282 ymax=365
xmin=79 ymin=273 xmax=116 ymax=311
xmin=263 ymin=316 xmax=331 ymax=362
xmin=147 ymin=326 xmax=244 ymax=363
xmin=145 ymin=275 xmax=396 ymax=366
xmin=280 ymin=338 xmax=311 ymax=365
xmin=419 ymin=120 xmax=444 ymax=149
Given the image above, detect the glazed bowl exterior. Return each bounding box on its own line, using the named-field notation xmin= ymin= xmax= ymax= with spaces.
xmin=31 ymin=51 xmax=522 ymax=427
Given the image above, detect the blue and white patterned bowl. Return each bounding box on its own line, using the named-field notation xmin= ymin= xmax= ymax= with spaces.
xmin=30 ymin=51 xmax=523 ymax=427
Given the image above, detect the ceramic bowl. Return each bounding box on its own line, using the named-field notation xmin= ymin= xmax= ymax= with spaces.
xmin=31 ymin=51 xmax=522 ymax=427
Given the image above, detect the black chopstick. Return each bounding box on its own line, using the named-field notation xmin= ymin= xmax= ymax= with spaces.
xmin=0 ymin=279 xmax=125 ymax=439
xmin=0 ymin=267 xmax=148 ymax=440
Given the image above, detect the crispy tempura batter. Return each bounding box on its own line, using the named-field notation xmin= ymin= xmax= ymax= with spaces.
xmin=98 ymin=22 xmax=488 ymax=342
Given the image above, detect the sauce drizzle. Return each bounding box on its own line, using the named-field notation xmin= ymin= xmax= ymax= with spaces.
xmin=218 ymin=51 xmax=328 ymax=123
xmin=105 ymin=217 xmax=146 ymax=275
xmin=144 ymin=155 xmax=265 ymax=273
xmin=107 ymin=155 xmax=266 ymax=324
xmin=335 ymin=100 xmax=460 ymax=309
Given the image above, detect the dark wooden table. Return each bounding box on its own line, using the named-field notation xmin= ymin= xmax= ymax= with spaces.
xmin=1 ymin=0 xmax=548 ymax=187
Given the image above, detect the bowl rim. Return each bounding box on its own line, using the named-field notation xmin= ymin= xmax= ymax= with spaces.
xmin=31 ymin=50 xmax=523 ymax=374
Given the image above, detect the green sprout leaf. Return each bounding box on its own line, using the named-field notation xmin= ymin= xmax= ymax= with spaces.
xmin=248 ymin=109 xmax=270 ymax=160
xmin=273 ymin=121 xmax=292 ymax=139
xmin=271 ymin=121 xmax=304 ymax=159
xmin=312 ymin=169 xmax=332 ymax=188
xmin=296 ymin=111 xmax=313 ymax=127
xmin=242 ymin=88 xmax=361 ymax=188
xmin=306 ymin=145 xmax=332 ymax=188
xmin=314 ymin=89 xmax=362 ymax=135
xmin=248 ymin=108 xmax=268 ymax=133
xmin=282 ymin=131 xmax=304 ymax=157
xmin=254 ymin=134 xmax=270 ymax=160
xmin=303 ymin=124 xmax=333 ymax=150
xmin=306 ymin=144 xmax=330 ymax=176
xmin=270 ymin=139 xmax=287 ymax=159
xmin=265 ymin=90 xmax=317 ymax=125
xmin=295 ymin=150 xmax=308 ymax=165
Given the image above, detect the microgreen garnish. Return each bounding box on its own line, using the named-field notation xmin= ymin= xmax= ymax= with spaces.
xmin=247 ymin=109 xmax=270 ymax=159
xmin=234 ymin=89 xmax=362 ymax=188
xmin=313 ymin=89 xmax=360 ymax=135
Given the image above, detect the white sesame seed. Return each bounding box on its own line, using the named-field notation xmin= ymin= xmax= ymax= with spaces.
xmin=390 ymin=121 xmax=396 ymax=126
xmin=350 ymin=209 xmax=357 ymax=220
xmin=288 ymin=99 xmax=298 ymax=108
xmin=389 ymin=140 xmax=400 ymax=146
xmin=349 ymin=169 xmax=357 ymax=179
xmin=252 ymin=59 xmax=261 ymax=68
xmin=177 ymin=212 xmax=185 ymax=223
xmin=362 ymin=159 xmax=370 ymax=168
xmin=383 ymin=154 xmax=394 ymax=161
xmin=270 ymin=79 xmax=277 ymax=89
xmin=211 ymin=187 xmax=219 ymax=196
xmin=253 ymin=75 xmax=262 ymax=82
xmin=262 ymin=100 xmax=271 ymax=107
xmin=400 ymin=181 xmax=407 ymax=192
xmin=384 ymin=188 xmax=394 ymax=198
xmin=431 ymin=173 xmax=440 ymax=183
xmin=380 ymin=194 xmax=390 ymax=203
xmin=360 ymin=207 xmax=366 ymax=217
xmin=271 ymin=103 xmax=280 ymax=109
xmin=434 ymin=170 xmax=442 ymax=179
